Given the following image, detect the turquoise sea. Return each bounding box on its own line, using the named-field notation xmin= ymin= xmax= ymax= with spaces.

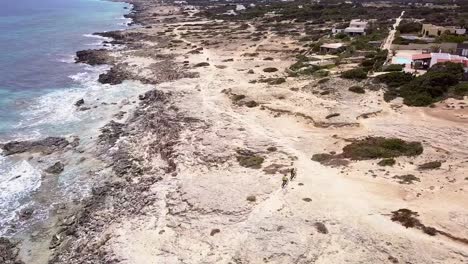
xmin=0 ymin=0 xmax=145 ymax=235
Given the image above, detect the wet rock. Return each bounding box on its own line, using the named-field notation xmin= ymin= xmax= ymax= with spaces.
xmin=1 ymin=137 xmax=69 ymax=156
xmin=98 ymin=64 xmax=132 ymax=85
xmin=138 ymin=89 xmax=167 ymax=103
xmin=75 ymin=49 xmax=113 ymax=66
xmin=74 ymin=99 xmax=85 ymax=107
xmin=0 ymin=237 xmax=24 ymax=264
xmin=45 ymin=162 xmax=65 ymax=174
xmin=18 ymin=207 xmax=34 ymax=220
xmin=98 ymin=121 xmax=126 ymax=147
xmin=114 ymin=111 xmax=126 ymax=120
xmin=70 ymin=137 xmax=80 ymax=148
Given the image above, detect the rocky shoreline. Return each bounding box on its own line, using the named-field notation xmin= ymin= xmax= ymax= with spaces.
xmin=2 ymin=0 xmax=468 ymax=263
xmin=1 ymin=0 xmax=204 ymax=262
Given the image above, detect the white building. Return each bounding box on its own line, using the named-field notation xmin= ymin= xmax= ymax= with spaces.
xmin=332 ymin=19 xmax=368 ymax=36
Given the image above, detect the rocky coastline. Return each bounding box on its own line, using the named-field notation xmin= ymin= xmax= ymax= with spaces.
xmin=2 ymin=0 xmax=467 ymax=263
xmin=1 ymin=0 xmax=204 ymax=262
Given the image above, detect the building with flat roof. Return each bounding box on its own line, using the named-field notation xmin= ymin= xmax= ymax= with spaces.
xmin=345 ymin=19 xmax=368 ymax=36
xmin=320 ymin=43 xmax=346 ymax=54
xmin=332 ymin=19 xmax=368 ymax=36
xmin=412 ymin=53 xmax=468 ymax=69
xmin=421 ymin=24 xmax=466 ymax=37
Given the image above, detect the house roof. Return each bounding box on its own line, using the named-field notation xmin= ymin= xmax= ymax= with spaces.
xmin=320 ymin=43 xmax=345 ymax=49
xmin=350 ymin=19 xmax=368 ymax=26
xmin=344 ymin=27 xmax=365 ymax=33
xmin=412 ymin=54 xmax=432 ymax=60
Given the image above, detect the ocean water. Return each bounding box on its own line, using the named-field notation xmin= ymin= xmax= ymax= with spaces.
xmin=0 ymin=0 xmax=146 ymax=235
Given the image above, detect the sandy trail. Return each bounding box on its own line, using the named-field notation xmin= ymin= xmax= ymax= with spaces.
xmin=107 ymin=21 xmax=468 ymax=263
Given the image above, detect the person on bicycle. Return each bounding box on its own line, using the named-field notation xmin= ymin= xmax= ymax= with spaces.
xmin=282 ymin=175 xmax=288 ymax=188
xmin=290 ymin=168 xmax=296 ymax=181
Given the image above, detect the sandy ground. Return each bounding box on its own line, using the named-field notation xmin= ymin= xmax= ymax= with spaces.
xmin=12 ymin=2 xmax=468 ymax=263
xmin=86 ymin=8 xmax=468 ymax=263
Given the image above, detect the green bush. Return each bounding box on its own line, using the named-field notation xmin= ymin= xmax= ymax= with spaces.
xmin=348 ymin=86 xmax=365 ymax=94
xmin=311 ymin=153 xmax=333 ymax=163
xmin=341 ymin=137 xmax=423 ymax=160
xmin=246 ymin=195 xmax=257 ymax=202
xmin=341 ymin=68 xmax=367 ymax=80
xmin=378 ymin=158 xmax=396 ymax=166
xmin=429 ymin=61 xmax=464 ymax=77
xmin=377 ymin=63 xmax=464 ymax=106
xmin=263 ymin=67 xmax=279 ymax=73
xmin=397 ymin=21 xmax=422 ymax=34
xmin=237 ymin=155 xmax=264 ymax=168
xmin=393 ymin=174 xmax=420 ymax=184
xmin=314 ymin=69 xmax=330 ymax=77
xmin=418 ymin=161 xmax=442 ymax=170
xmin=451 ymin=83 xmax=468 ymax=96
xmin=402 ymin=93 xmax=435 ymax=106
xmin=318 ymin=78 xmax=330 ymax=84
xmin=436 ymin=33 xmax=468 ymax=43
xmin=383 ymin=64 xmax=404 ymax=72
xmin=399 ymin=71 xmax=460 ymax=106
xmin=376 ymin=71 xmax=414 ymax=87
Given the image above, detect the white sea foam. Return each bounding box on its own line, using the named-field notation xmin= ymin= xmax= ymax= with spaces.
xmin=57 ymin=54 xmax=76 ymax=64
xmin=0 ymin=157 xmax=42 ymax=235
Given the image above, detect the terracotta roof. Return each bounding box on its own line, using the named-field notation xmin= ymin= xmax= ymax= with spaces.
xmin=412 ymin=54 xmax=432 ymax=60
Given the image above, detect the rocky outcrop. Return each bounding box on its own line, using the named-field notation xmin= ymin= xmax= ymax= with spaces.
xmin=98 ymin=121 xmax=126 ymax=147
xmin=74 ymin=99 xmax=85 ymax=107
xmin=94 ymin=31 xmax=160 ymax=46
xmin=75 ymin=49 xmax=113 ymax=66
xmin=1 ymin=137 xmax=69 ymax=156
xmin=45 ymin=162 xmax=65 ymax=174
xmin=0 ymin=238 xmax=24 ymax=264
xmin=98 ymin=64 xmax=132 ymax=85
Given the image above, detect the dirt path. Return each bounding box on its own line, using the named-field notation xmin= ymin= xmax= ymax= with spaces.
xmin=383 ymin=11 xmax=405 ymax=63
xmin=104 ymin=14 xmax=468 ymax=264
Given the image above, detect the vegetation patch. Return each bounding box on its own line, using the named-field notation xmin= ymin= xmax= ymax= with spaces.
xmin=236 ymin=149 xmax=264 ymax=169
xmin=311 ymin=153 xmax=349 ymax=167
xmin=348 ymin=86 xmax=365 ymax=94
xmin=360 ymin=50 xmax=388 ymax=71
xmin=377 ymin=158 xmax=396 ymax=167
xmin=258 ymin=77 xmax=286 ymax=85
xmin=263 ymin=67 xmax=279 ymax=73
xmin=194 ymin=62 xmax=210 ymax=67
xmin=376 ymin=62 xmax=468 ymax=106
xmin=390 ymin=209 xmax=439 ymax=237
xmin=325 ymin=113 xmax=340 ymax=119
xmin=231 ymin=94 xmax=246 ymax=102
xmin=341 ymin=68 xmax=367 ymax=80
xmin=311 ymin=153 xmax=334 ymax=163
xmin=393 ymin=174 xmax=420 ymax=184
xmin=315 ymin=78 xmax=329 ymax=85
xmin=341 ymin=137 xmax=423 ymax=160
xmin=210 ymin=228 xmax=221 ymax=236
xmin=397 ymin=21 xmax=422 ymax=34
xmin=383 ymin=64 xmax=404 ymax=72
xmin=314 ymin=222 xmax=328 ymax=234
xmin=246 ymin=195 xmax=256 ymax=202
xmin=418 ymin=161 xmax=442 ymax=170
xmin=267 ymin=146 xmax=277 ymax=152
